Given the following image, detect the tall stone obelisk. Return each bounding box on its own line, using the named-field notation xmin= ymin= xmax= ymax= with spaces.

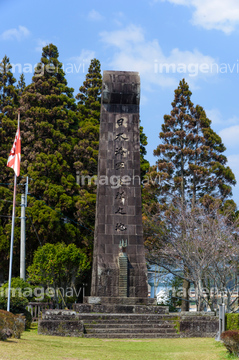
xmin=91 ymin=71 xmax=148 ymax=299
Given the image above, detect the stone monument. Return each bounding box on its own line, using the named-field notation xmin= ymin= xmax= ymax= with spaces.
xmin=38 ymin=71 xmax=219 ymax=338
xmin=90 ymin=70 xmax=148 ymax=300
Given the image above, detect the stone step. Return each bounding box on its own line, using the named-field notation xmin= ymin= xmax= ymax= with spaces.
xmin=75 ymin=313 xmax=179 ymax=321
xmin=83 ymin=319 xmax=177 ymax=324
xmin=85 ymin=327 xmax=177 ymax=334
xmin=83 ymin=333 xmax=180 ymax=339
xmin=74 ymin=303 xmax=166 ymax=314
xmin=84 ymin=323 xmax=176 ymax=329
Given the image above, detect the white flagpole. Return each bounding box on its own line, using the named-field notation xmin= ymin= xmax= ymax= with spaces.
xmin=7 ymin=173 xmax=17 ymax=312
xmin=7 ymin=110 xmax=20 ymax=312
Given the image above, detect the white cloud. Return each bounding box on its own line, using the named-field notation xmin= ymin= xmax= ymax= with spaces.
xmin=67 ymin=49 xmax=96 ymax=74
xmin=112 ymin=12 xmax=126 ymax=27
xmin=219 ymin=125 xmax=239 ymax=148
xmin=206 ymin=108 xmax=223 ymax=125
xmin=227 ymin=154 xmax=239 ymax=189
xmin=88 ymin=9 xmax=104 ymax=21
xmin=35 ymin=39 xmax=49 ymax=52
xmin=100 ymin=24 xmax=217 ymax=88
xmin=0 ymin=25 xmax=30 ymax=41
xmin=207 ymin=108 xmax=239 ymax=129
xmin=69 ymin=49 xmax=95 ymax=64
xmin=160 ymin=0 xmax=239 ymax=34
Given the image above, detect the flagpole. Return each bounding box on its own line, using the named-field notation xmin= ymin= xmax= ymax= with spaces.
xmin=7 ymin=173 xmax=17 ymax=312
xmin=7 ymin=110 xmax=20 ymax=312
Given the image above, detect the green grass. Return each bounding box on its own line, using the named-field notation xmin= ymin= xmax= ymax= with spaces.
xmin=0 ymin=324 xmax=236 ymax=360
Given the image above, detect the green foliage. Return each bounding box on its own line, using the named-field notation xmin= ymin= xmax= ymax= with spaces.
xmin=0 ymin=277 xmax=35 ymax=301
xmin=140 ymin=125 xmax=150 ymax=177
xmin=0 ymin=310 xmax=25 ymax=340
xmin=0 ymin=278 xmax=33 ymax=328
xmin=74 ymin=58 xmax=102 ymax=250
xmin=226 ymin=314 xmax=239 ymax=331
xmin=27 ymin=242 xmax=90 ymax=301
xmin=16 ymin=44 xmax=94 ymax=275
xmin=17 ymin=73 xmax=26 ymax=96
xmin=0 ymin=55 xmax=21 ymax=278
xmin=154 ymin=78 xmax=236 ymax=205
xmin=0 ymin=295 xmax=28 ymax=313
xmin=0 ymin=46 xmax=150 ymax=286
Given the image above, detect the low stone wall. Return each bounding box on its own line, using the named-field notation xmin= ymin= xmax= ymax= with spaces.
xmin=178 ymin=312 xmax=218 ymax=337
xmin=38 ymin=310 xmax=84 ymax=337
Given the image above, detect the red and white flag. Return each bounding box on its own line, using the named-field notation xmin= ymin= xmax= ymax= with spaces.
xmin=7 ymin=126 xmax=21 ymax=177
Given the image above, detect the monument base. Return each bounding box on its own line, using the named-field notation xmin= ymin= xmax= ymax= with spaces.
xmin=72 ymin=296 xmax=162 ymax=314
xmin=38 ymin=309 xmax=218 ymax=338
xmin=83 ymin=296 xmax=156 ymax=305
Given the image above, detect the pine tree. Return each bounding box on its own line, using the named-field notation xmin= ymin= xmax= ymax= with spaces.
xmin=140 ymin=125 xmax=150 ymax=177
xmin=0 ymin=56 xmax=19 ymax=179
xmin=151 ymin=79 xmax=236 ymax=311
xmin=19 ymin=44 xmax=92 ymax=270
xmin=17 ymin=73 xmax=26 ymax=96
xmin=0 ymin=56 xmax=20 ymax=279
xmin=0 ymin=55 xmax=18 ymax=115
xmin=75 ymin=59 xmax=102 ymax=177
xmin=154 ymin=79 xmax=236 ymax=205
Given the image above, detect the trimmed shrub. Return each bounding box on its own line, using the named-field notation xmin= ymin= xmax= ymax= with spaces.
xmin=0 ymin=310 xmax=25 ymax=341
xmin=226 ymin=313 xmax=239 ymax=331
xmin=0 ymin=297 xmax=32 ymax=329
xmin=221 ymin=330 xmax=239 ymax=356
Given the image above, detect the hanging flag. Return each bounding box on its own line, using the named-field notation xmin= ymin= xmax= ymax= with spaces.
xmin=7 ymin=126 xmax=21 ymax=177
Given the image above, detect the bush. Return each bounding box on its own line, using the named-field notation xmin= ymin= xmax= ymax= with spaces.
xmin=221 ymin=330 xmax=239 ymax=356
xmin=0 ymin=310 xmax=25 ymax=341
xmin=226 ymin=313 xmax=239 ymax=330
xmin=0 ymin=294 xmax=28 ymax=312
xmin=0 ymin=297 xmax=32 ymax=329
xmin=0 ymin=277 xmax=36 ymax=301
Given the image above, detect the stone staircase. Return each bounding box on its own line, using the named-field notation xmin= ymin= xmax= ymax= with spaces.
xmin=82 ymin=313 xmax=179 ymax=338
xmin=38 ymin=310 xmax=218 ymax=339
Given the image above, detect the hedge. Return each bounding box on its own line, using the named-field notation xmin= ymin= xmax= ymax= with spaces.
xmin=226 ymin=313 xmax=239 ymax=331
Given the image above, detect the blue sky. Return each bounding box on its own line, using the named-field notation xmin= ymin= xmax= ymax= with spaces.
xmin=1 ymin=0 xmax=239 ymax=204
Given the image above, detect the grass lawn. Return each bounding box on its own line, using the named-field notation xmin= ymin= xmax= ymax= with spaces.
xmin=0 ymin=325 xmax=235 ymax=360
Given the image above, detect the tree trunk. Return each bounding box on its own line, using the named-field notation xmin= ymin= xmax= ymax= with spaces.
xmin=181 ymin=278 xmax=190 ymax=311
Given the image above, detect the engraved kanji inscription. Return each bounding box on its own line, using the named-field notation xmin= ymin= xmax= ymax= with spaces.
xmin=120 ymin=177 xmax=130 ymax=186
xmin=115 ymin=207 xmax=126 ymax=215
xmin=115 ymin=147 xmax=126 ymax=157
xmin=114 ymin=133 xmax=128 ymax=141
xmin=115 ymin=162 xmax=125 ymax=170
xmin=115 ymin=223 xmax=127 ymax=231
xmin=115 ymin=191 xmax=125 ymax=200
xmin=117 ymin=118 xmax=124 ymax=126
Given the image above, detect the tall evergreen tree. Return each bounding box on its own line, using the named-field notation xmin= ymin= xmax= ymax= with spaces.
xmin=19 ymin=44 xmax=92 ymax=270
xmin=0 ymin=56 xmax=20 ymax=279
xmin=17 ymin=73 xmax=26 ymax=96
xmin=0 ymin=55 xmax=18 ymax=115
xmin=73 ymin=59 xmax=102 ymax=245
xmin=150 ymin=79 xmax=236 ymax=311
xmin=75 ymin=59 xmax=101 ymax=178
xmin=154 ymin=79 xmax=236 ymax=206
